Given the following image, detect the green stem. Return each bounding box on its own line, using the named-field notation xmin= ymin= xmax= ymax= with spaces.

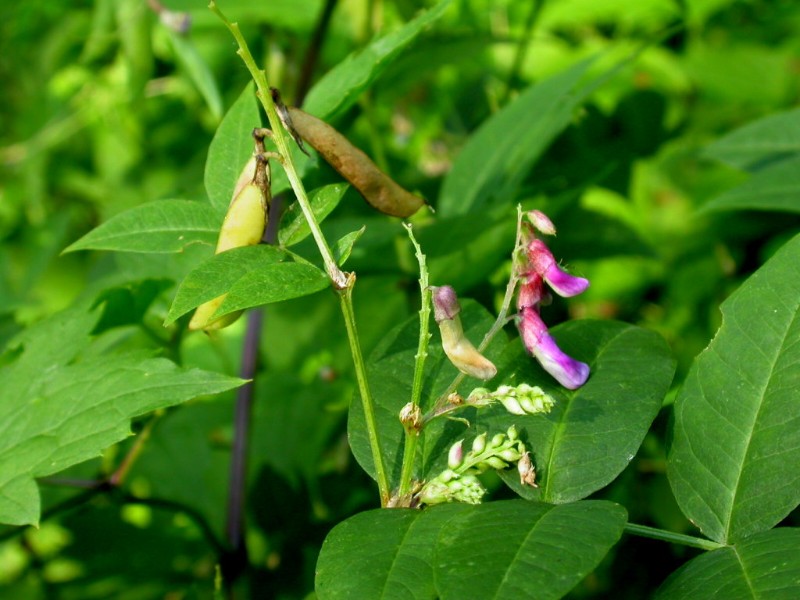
xmin=397 ymin=224 xmax=432 ymax=499
xmin=210 ymin=2 xmax=389 ymax=505
xmin=624 ymin=523 xmax=724 ymax=552
xmin=209 ymin=1 xmax=345 ymax=289
xmin=338 ymin=282 xmax=390 ymax=505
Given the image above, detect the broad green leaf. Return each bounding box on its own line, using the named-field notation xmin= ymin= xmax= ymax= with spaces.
xmin=166 ymin=245 xmax=289 ymax=324
xmin=699 ymin=155 xmax=800 ymax=214
xmin=302 ymin=0 xmax=452 ymax=121
xmin=204 ymin=83 xmax=260 ymax=215
xmin=438 ymin=59 xmax=594 ymax=217
xmin=333 ymin=227 xmax=365 ymax=266
xmin=216 ymin=262 xmax=328 ymax=318
xmin=703 ymin=107 xmax=800 ymax=171
xmin=436 ymin=500 xmax=627 ymax=600
xmin=655 ymin=528 xmax=800 ymax=599
xmin=278 ymin=183 xmax=349 ymax=247
xmin=316 ymin=504 xmax=469 ymax=600
xmin=668 ymin=232 xmax=800 ymax=544
xmin=0 ymin=308 xmax=244 ymax=526
xmin=487 ymin=320 xmax=675 ymax=503
xmin=63 ymin=200 xmax=218 ymax=254
xmin=167 ymin=30 xmax=223 ymax=121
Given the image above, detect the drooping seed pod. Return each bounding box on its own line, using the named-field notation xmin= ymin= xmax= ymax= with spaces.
xmin=189 ymin=157 xmax=270 ymax=331
xmin=285 ymin=106 xmax=425 ymax=218
xmin=431 ymin=286 xmax=497 ymax=381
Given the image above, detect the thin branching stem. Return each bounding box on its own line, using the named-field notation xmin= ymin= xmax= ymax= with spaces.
xmin=397 ymin=224 xmax=432 ymax=500
xmin=209 ymin=1 xmax=390 ymax=506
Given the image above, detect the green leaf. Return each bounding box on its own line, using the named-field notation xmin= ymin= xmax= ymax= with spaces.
xmin=64 ymin=200 xmax=219 ymax=254
xmin=215 ymin=261 xmax=328 ymax=318
xmin=302 ymin=0 xmax=453 ymax=121
xmin=0 ymin=307 xmax=244 ymax=526
xmin=204 ymin=83 xmax=261 ymax=215
xmin=167 ymin=30 xmax=223 ymax=121
xmin=166 ymin=245 xmax=324 ymax=323
xmin=668 ymin=232 xmax=800 ymax=544
xmin=655 ymin=528 xmax=800 ymax=599
xmin=703 ymin=107 xmax=800 ymax=171
xmin=437 ymin=59 xmax=594 ymax=217
xmin=333 ymin=226 xmax=365 ymax=266
xmin=488 ymin=320 xmax=675 ymax=503
xmin=436 ymin=500 xmax=627 ymax=600
xmin=278 ymin=183 xmax=349 ymax=247
xmin=699 ymin=155 xmax=800 ymax=214
xmin=315 ymin=501 xmax=625 ymax=600
xmin=316 ymin=504 xmax=469 ymax=600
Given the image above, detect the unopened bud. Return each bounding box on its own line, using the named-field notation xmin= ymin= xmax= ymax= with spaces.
xmin=471 ymin=433 xmax=487 ymax=454
xmin=448 ymin=440 xmax=464 ymax=469
xmin=485 ymin=456 xmax=508 ymax=470
xmin=526 ymin=210 xmax=557 ymax=236
xmin=499 ymin=448 xmax=522 ymax=462
xmin=489 ymin=433 xmax=505 ymax=449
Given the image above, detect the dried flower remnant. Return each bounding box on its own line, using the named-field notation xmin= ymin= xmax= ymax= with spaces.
xmin=431 ymin=286 xmax=497 ymax=381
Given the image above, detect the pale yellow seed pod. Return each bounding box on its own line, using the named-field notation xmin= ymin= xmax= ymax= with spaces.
xmin=189 ymin=160 xmax=269 ymax=331
xmin=286 ymin=107 xmax=425 ymax=218
xmin=438 ymin=317 xmax=498 ymax=381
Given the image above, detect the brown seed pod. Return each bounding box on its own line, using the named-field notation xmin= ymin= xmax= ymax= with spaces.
xmin=286 ymin=106 xmax=425 ymax=218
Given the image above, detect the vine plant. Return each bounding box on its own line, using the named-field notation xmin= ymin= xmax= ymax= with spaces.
xmin=1 ymin=1 xmax=799 ymax=598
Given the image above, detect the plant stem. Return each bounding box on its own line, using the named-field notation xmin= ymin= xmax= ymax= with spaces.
xmin=397 ymin=224 xmax=432 ymax=499
xmin=338 ymin=281 xmax=390 ymax=505
xmin=209 ymin=1 xmax=345 ymax=289
xmin=210 ymin=1 xmax=389 ymax=506
xmin=624 ymin=523 xmax=724 ymax=551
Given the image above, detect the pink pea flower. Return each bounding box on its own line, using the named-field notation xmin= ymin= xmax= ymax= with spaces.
xmin=518 ymin=307 xmax=590 ymax=390
xmin=528 ymin=239 xmax=589 ymax=298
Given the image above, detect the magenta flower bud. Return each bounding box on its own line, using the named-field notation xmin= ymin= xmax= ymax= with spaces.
xmin=527 ymin=210 xmax=557 ymax=236
xmin=431 ymin=285 xmax=461 ymax=322
xmin=448 ymin=440 xmax=464 ymax=469
xmin=518 ymin=307 xmax=590 ymax=389
xmin=528 ymin=239 xmax=589 ymax=298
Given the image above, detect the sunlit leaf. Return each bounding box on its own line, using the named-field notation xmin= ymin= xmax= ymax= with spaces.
xmin=64 ymin=200 xmax=218 ymax=254
xmin=302 ymin=0 xmax=453 ymax=121
xmin=0 ymin=307 xmax=244 ymax=526
xmin=668 ymin=232 xmax=800 ymax=544
xmin=655 ymin=528 xmax=800 ymax=599
xmin=699 ymin=156 xmax=800 ymax=214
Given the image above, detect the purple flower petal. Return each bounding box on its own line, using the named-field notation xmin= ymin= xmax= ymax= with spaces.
xmin=528 ymin=239 xmax=589 ymax=297
xmin=519 ymin=308 xmax=590 ymax=389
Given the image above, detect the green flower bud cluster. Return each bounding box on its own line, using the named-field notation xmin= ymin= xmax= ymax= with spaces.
xmin=467 ymin=383 xmax=555 ymax=416
xmin=418 ymin=426 xmax=535 ymax=506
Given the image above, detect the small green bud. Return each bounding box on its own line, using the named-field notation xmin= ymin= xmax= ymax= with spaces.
xmin=471 ymin=433 xmax=487 ymax=454
xmin=485 ymin=456 xmax=509 ymax=470
xmin=448 ymin=440 xmax=464 ymax=469
xmin=499 ymin=448 xmax=522 ymax=462
xmin=507 ymin=425 xmax=519 ymax=441
xmin=490 ymin=433 xmax=505 ymax=449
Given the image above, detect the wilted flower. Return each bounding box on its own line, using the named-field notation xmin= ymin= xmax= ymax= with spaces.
xmin=431 ymin=286 xmax=497 ymax=381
